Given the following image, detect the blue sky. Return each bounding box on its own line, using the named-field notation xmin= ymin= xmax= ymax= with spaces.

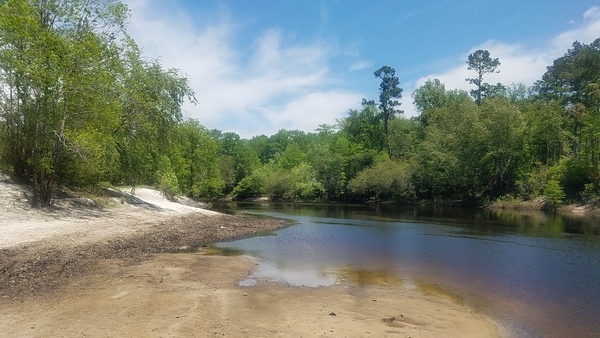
xmin=124 ymin=0 xmax=600 ymax=138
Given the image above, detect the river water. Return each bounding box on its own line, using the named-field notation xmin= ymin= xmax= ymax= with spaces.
xmin=213 ymin=203 xmax=600 ymax=338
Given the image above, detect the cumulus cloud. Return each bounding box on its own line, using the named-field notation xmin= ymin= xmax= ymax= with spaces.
xmin=405 ymin=6 xmax=600 ymax=117
xmin=416 ymin=41 xmax=550 ymax=92
xmin=553 ymin=6 xmax=600 ymax=50
xmin=123 ymin=0 xmax=362 ymax=137
xmin=256 ymin=91 xmax=362 ymax=136
xmin=123 ymin=2 xmax=600 ymax=133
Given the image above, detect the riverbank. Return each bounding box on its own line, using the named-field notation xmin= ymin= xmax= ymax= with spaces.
xmin=1 ymin=253 xmax=500 ymax=337
xmin=486 ymin=195 xmax=600 ymax=215
xmin=0 ymin=178 xmax=500 ymax=337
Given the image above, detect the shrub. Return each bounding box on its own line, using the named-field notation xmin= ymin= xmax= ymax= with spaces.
xmin=543 ymin=179 xmax=565 ymax=211
xmin=348 ymin=160 xmax=415 ymax=202
xmin=232 ymin=164 xmax=270 ymax=199
xmin=156 ymin=155 xmax=179 ymax=201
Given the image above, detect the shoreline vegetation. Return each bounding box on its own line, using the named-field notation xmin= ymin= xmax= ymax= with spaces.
xmin=1 ymin=0 xmax=599 ymax=221
xmin=0 ymin=178 xmax=500 ymax=337
xmin=231 ymin=193 xmax=600 ymax=215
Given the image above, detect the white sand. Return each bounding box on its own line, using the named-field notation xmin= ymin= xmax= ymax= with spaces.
xmin=0 ymin=178 xmax=216 ymax=249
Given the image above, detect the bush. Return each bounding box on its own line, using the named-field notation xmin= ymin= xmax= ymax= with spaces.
xmin=191 ymin=176 xmax=225 ymax=200
xmin=543 ymin=179 xmax=565 ymax=211
xmin=562 ymin=158 xmax=592 ymax=197
xmin=264 ymin=169 xmax=290 ymax=200
xmin=348 ymin=160 xmax=415 ymax=202
xmin=516 ymin=165 xmax=549 ymax=199
xmin=287 ymin=162 xmax=324 ymax=200
xmin=155 ymin=155 xmax=180 ymax=201
xmin=233 ymin=162 xmax=324 ymax=201
xmin=232 ymin=165 xmax=270 ymax=199
xmin=232 ymin=175 xmax=263 ymax=198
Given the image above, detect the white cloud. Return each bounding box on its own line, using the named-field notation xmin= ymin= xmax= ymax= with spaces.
xmin=349 ymin=60 xmax=374 ymax=71
xmin=405 ymin=6 xmax=600 ymax=118
xmin=123 ymin=0 xmax=362 ymax=137
xmin=583 ymin=6 xmax=600 ymax=20
xmin=123 ymin=2 xmax=600 ymax=133
xmin=552 ymin=5 xmax=600 ymax=52
xmin=261 ymin=91 xmax=362 ymax=135
xmin=417 ymin=40 xmax=550 ymax=92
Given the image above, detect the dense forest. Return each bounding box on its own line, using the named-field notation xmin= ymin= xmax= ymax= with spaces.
xmin=1 ymin=1 xmax=600 ymax=209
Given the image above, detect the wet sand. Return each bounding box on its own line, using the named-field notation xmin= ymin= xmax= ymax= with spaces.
xmin=1 ymin=253 xmax=500 ymax=337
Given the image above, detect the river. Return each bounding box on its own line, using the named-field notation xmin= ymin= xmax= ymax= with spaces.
xmin=213 ymin=202 xmax=600 ymax=338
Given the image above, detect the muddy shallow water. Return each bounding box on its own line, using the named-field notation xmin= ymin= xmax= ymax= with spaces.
xmin=214 ymin=203 xmax=600 ymax=338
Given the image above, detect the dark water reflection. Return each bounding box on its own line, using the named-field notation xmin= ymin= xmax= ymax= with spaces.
xmin=213 ymin=202 xmax=600 ymax=338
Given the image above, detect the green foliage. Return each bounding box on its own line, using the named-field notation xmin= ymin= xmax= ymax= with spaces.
xmin=189 ymin=133 xmax=224 ymax=200
xmin=214 ymin=132 xmax=260 ymax=193
xmin=339 ymin=100 xmax=385 ymax=151
xmin=374 ymin=66 xmax=403 ymax=157
xmin=480 ymin=97 xmax=526 ymax=196
xmin=538 ymin=39 xmax=600 ymax=109
xmin=235 ymin=161 xmax=326 ymax=202
xmin=156 ymin=155 xmax=179 ymax=201
xmin=1 ymin=1 xmax=598 ymax=211
xmin=279 ymin=143 xmax=305 ymax=170
xmin=523 ymin=101 xmax=568 ymax=166
xmin=348 ymin=160 xmax=415 ymax=203
xmin=388 ymin=118 xmax=421 ymax=159
xmin=412 ymin=78 xmax=447 ymax=125
xmin=232 ymin=170 xmax=266 ymax=199
xmin=286 ymin=163 xmax=324 ymax=200
xmin=263 ymin=170 xmax=289 ymax=200
xmin=191 ymin=175 xmax=224 ymax=200
xmin=0 ymin=0 xmax=128 ymax=205
xmin=516 ymin=165 xmax=549 ymax=199
xmin=582 ymin=182 xmax=600 ymax=202
xmin=562 ymin=158 xmax=593 ymax=197
xmin=308 ymin=137 xmax=350 ymax=201
xmin=414 ymin=92 xmax=485 ymax=199
xmin=543 ymin=179 xmax=566 ymax=211
xmin=165 ymin=120 xmax=224 ymax=200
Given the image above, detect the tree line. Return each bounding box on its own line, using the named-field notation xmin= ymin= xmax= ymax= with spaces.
xmin=1 ymin=1 xmax=599 ymax=209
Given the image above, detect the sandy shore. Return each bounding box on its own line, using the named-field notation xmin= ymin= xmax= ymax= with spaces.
xmin=0 ymin=178 xmax=500 ymax=337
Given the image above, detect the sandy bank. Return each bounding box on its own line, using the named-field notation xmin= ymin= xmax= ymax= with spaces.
xmin=0 ymin=178 xmax=500 ymax=337
xmin=1 ymin=253 xmax=500 ymax=338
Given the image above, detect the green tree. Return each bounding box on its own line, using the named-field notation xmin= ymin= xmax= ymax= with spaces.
xmin=175 ymin=120 xmax=224 ymax=200
xmin=538 ymin=39 xmax=600 ymax=109
xmin=279 ymin=143 xmax=305 ymax=170
xmin=308 ymin=137 xmax=349 ymax=201
xmin=415 ymin=91 xmax=486 ymax=200
xmin=388 ymin=117 xmax=420 ymax=160
xmin=412 ymin=78 xmax=447 ymax=125
xmin=480 ymin=97 xmax=525 ymax=197
xmin=287 ymin=162 xmax=324 ymax=200
xmin=232 ymin=164 xmax=270 ymax=199
xmin=348 ymin=160 xmax=415 ymax=203
xmin=0 ymin=0 xmax=127 ymax=206
xmin=190 ymin=136 xmax=224 ymax=200
xmin=214 ymin=131 xmax=260 ymax=193
xmin=544 ymin=179 xmax=566 ymax=211
xmin=537 ymin=39 xmax=600 ymax=177
xmin=339 ymin=99 xmax=385 ymax=151
xmin=523 ymin=101 xmax=568 ymax=166
xmin=115 ymin=42 xmax=195 ymax=189
xmin=466 ymin=50 xmax=501 ymax=105
xmin=155 ymin=155 xmax=179 ymax=201
xmin=374 ymin=66 xmax=403 ymax=157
